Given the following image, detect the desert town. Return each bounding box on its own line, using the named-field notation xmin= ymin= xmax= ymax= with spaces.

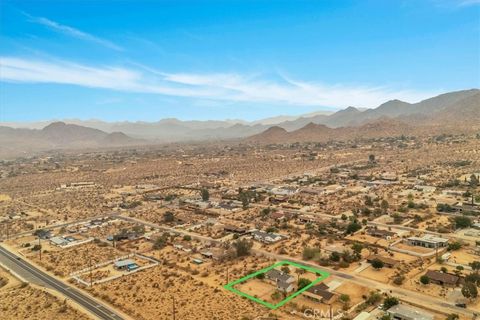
xmin=0 ymin=131 xmax=479 ymax=320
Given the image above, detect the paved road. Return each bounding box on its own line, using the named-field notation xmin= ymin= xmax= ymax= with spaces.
xmin=247 ymin=203 xmax=475 ymax=243
xmin=255 ymin=249 xmax=476 ymax=318
xmin=0 ymin=214 xmax=112 ymax=241
xmin=0 ymin=245 xmax=124 ymax=320
xmin=366 ymin=221 xmax=477 ymax=243
xmin=117 ymin=214 xmax=477 ymax=318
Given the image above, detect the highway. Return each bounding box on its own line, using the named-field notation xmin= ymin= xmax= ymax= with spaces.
xmin=0 ymin=245 xmax=124 ymax=320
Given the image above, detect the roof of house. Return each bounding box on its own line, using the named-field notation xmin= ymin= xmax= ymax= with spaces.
xmin=425 ymin=270 xmax=459 ymax=285
xmin=251 ymin=230 xmax=283 ymax=241
xmin=408 ymin=235 xmax=449 ymax=243
xmin=306 ymin=283 xmax=329 ymax=292
xmin=387 ymin=304 xmax=434 ymax=320
xmin=114 ymin=259 xmax=136 ymax=268
xmin=265 ymin=269 xmax=294 ymax=283
xmin=223 ymin=224 xmax=246 ymax=233
xmin=277 ymin=279 xmax=293 ymax=290
xmin=50 ymin=236 xmax=67 ymax=245
xmin=367 ymin=228 xmax=396 ymax=237
xmin=304 ymin=284 xmax=335 ymax=301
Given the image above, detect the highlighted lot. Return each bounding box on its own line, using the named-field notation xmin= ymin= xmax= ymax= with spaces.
xmin=224 ymin=260 xmax=330 ymax=309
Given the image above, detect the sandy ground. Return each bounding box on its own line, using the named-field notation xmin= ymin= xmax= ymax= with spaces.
xmin=0 ymin=267 xmax=91 ymax=320
xmin=0 ymin=284 xmax=92 ymax=320
xmin=30 ymin=242 xmax=127 ymax=277
xmin=88 ymin=264 xmax=268 ymax=320
xmin=0 ymin=194 xmax=11 ymax=202
xmin=358 ymin=265 xmax=397 ymax=283
xmin=236 ymin=278 xmax=279 ymax=304
xmin=393 ymin=243 xmax=434 ymax=254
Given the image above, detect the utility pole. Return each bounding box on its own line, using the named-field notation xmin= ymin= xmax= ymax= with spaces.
xmin=329 ymin=303 xmax=333 ymax=320
xmin=89 ymin=255 xmax=93 ymax=287
xmin=38 ymin=236 xmax=42 ymax=261
xmin=226 ymin=268 xmax=229 ymax=284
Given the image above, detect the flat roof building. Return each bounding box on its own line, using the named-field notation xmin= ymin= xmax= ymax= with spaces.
xmin=406 ymin=235 xmax=449 ymax=249
xmin=114 ymin=259 xmax=138 ymax=271
xmin=387 ymin=304 xmax=433 ymax=320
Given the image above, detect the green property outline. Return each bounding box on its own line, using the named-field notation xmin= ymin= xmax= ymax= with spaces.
xmin=223 ymin=260 xmax=330 ymax=310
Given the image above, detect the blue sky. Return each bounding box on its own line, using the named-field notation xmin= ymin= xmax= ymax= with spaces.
xmin=0 ymin=0 xmax=479 ymax=122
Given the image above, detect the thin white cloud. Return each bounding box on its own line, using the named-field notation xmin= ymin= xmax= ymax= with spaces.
xmin=460 ymin=0 xmax=480 ymax=5
xmin=0 ymin=56 xmax=439 ymax=109
xmin=23 ymin=12 xmax=123 ymax=51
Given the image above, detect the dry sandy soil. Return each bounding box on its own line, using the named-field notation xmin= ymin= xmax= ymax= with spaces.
xmin=30 ymin=242 xmax=127 ymax=277
xmin=0 ymin=268 xmax=90 ymax=320
xmin=88 ymin=264 xmax=268 ymax=320
xmin=0 ymin=284 xmax=92 ymax=320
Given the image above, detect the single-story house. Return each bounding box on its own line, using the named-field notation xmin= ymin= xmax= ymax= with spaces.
xmin=424 ymin=270 xmax=460 ymax=287
xmin=251 ymin=230 xmax=285 ymax=243
xmin=223 ymin=224 xmax=247 ymax=234
xmin=303 ymin=283 xmax=336 ymax=304
xmin=366 ymin=227 xmax=397 ymax=240
xmin=49 ymin=236 xmax=68 ymax=247
xmin=387 ymin=304 xmax=433 ymax=320
xmin=406 ymin=235 xmax=449 ymax=249
xmin=114 ymin=259 xmax=139 ymax=271
xmin=366 ymin=255 xmax=399 ymax=268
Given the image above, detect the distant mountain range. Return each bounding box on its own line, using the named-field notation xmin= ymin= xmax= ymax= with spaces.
xmin=0 ymin=89 xmax=478 ymax=157
xmin=0 ymin=122 xmax=142 ymax=157
xmin=249 ymin=89 xmax=480 ymax=143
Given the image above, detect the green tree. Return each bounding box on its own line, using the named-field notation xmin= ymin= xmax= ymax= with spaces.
xmin=153 ymin=233 xmax=168 ymax=249
xmin=239 ymin=192 xmax=249 ymax=209
xmin=420 ymin=275 xmax=430 ymax=285
xmin=465 ymin=273 xmax=480 ymax=286
xmin=469 ymin=261 xmax=480 ymax=271
xmin=330 ymin=251 xmax=341 ymax=262
xmin=233 ymin=239 xmax=253 ymax=257
xmin=339 ymin=294 xmax=351 ymax=309
xmin=298 ymin=278 xmax=312 ymax=290
xmin=366 ymin=291 xmax=382 ymax=305
xmin=462 ymin=282 xmax=478 ymax=299
xmin=163 ymin=211 xmax=174 ymax=222
xmin=383 ymin=297 xmax=399 ymax=310
xmin=470 ymin=174 xmax=479 ymax=188
xmin=371 ymin=258 xmax=384 ymax=270
xmin=454 ymin=216 xmax=472 ymax=229
xmin=448 ymin=241 xmax=462 ymax=251
xmin=200 ymin=188 xmax=210 ymax=201
xmin=281 ymin=265 xmax=290 ymax=274
xmin=256 ymin=273 xmax=265 ymax=280
xmin=346 ymin=221 xmax=362 ymax=234
xmin=351 ymin=243 xmax=363 ymax=257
